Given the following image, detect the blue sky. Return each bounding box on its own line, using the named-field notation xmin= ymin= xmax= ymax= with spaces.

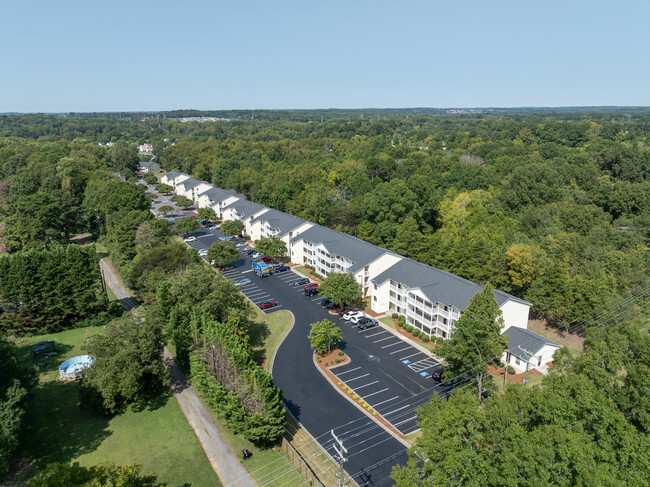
xmin=1 ymin=0 xmax=648 ymax=112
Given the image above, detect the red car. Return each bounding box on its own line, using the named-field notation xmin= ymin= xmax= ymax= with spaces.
xmin=258 ymin=300 xmax=277 ymax=309
xmin=261 ymin=257 xmax=271 ymax=262
xmin=304 ymin=282 xmax=319 ymax=291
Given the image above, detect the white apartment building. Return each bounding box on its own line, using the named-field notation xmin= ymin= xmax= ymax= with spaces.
xmin=160 ymin=171 xmax=190 ymax=189
xmin=248 ymin=209 xmax=312 ymax=248
xmin=371 ymin=259 xmax=530 ymax=339
xmin=176 ymin=178 xmax=214 ymax=201
xmin=501 ymin=327 xmax=561 ymax=372
xmin=161 ymin=177 xmax=532 ymax=338
xmin=196 ymin=187 xmax=242 ymax=216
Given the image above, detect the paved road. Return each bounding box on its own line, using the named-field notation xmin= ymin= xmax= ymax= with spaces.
xmin=99 ymin=252 xmax=256 ymax=487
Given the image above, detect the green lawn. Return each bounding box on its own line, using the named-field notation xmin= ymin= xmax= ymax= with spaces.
xmin=291 ymin=265 xmax=309 ymax=277
xmin=249 ymin=307 xmax=294 ymax=371
xmin=14 ymin=327 xmax=220 ymax=487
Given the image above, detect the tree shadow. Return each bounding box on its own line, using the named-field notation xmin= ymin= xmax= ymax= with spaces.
xmin=18 ymin=380 xmax=111 ymax=467
xmin=283 ymin=399 xmax=301 ymax=422
xmin=248 ymin=320 xmax=270 ymax=349
xmin=131 ymin=389 xmax=173 ymax=413
xmin=16 ymin=342 xmax=75 ymax=376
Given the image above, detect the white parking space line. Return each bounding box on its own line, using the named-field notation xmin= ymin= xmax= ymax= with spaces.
xmin=389 ymin=346 xmax=413 ymax=355
xmin=345 ymin=373 xmax=370 ymax=382
xmin=364 ymin=331 xmax=387 ymax=338
xmin=400 ymin=352 xmax=425 ymax=361
xmin=371 ymin=396 xmax=399 ymax=408
xmin=352 ymin=380 xmax=379 ymax=391
xmin=311 ymin=297 xmax=321 ymax=302
xmin=381 ymin=341 xmax=405 ymax=349
xmin=241 ymin=269 xmax=254 ymax=274
xmin=393 ymin=416 xmax=417 ymax=427
xmin=373 ymin=336 xmax=394 ymax=343
xmin=362 ymin=388 xmax=389 ymax=398
xmin=246 ymin=292 xmax=268 ymax=298
xmin=335 ymin=367 xmax=361 ymax=376
xmin=382 ymin=404 xmax=411 ymax=417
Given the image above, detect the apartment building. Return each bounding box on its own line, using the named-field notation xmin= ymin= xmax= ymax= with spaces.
xmin=175 ymin=178 xmax=213 ymax=201
xmin=371 ymin=259 xmax=530 ymax=339
xmin=159 ymin=174 xmax=531 ymax=337
xmin=501 ymin=327 xmax=561 ymax=372
xmin=160 ymin=171 xmax=190 ymax=189
xmin=248 ymin=209 xmax=312 ymax=246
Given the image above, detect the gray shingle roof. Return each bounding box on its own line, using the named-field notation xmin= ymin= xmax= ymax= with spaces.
xmin=222 ymin=199 xmax=267 ymax=218
xmin=250 ymin=209 xmax=307 ymax=237
xmin=198 ymin=187 xmax=241 ymax=203
xmin=503 ymin=326 xmax=561 ymax=356
xmin=372 ymin=259 xmax=530 ymax=311
xmin=291 ymin=225 xmax=394 ymax=273
xmin=178 ymin=178 xmax=210 ymax=190
xmin=163 ymin=170 xmax=187 ymax=180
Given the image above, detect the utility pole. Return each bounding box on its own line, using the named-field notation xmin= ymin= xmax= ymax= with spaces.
xmin=503 ymin=348 xmax=509 ymax=389
xmin=517 ymin=346 xmax=535 ymax=385
xmin=331 ymin=430 xmax=348 ymax=487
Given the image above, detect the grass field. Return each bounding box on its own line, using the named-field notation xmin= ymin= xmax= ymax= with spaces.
xmin=249 ymin=307 xmax=294 ymax=371
xmin=13 ymin=327 xmax=220 ymax=487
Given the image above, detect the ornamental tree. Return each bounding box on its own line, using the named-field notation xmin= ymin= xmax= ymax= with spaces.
xmin=254 ymin=237 xmax=287 ymax=258
xmin=207 ymin=241 xmax=239 ymax=268
xmin=220 ymin=220 xmax=244 ymax=237
xmin=308 ymin=319 xmax=343 ymax=355
xmin=318 ymin=272 xmax=362 ymax=306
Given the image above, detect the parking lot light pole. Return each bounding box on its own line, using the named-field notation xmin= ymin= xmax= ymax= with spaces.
xmin=331 ymin=430 xmax=348 ymax=487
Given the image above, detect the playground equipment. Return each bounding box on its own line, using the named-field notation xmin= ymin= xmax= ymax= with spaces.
xmin=59 ymin=355 xmax=95 ymax=381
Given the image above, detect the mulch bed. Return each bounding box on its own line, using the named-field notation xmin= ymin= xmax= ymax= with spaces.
xmin=390 ymin=318 xmax=442 ymax=350
xmin=487 ymin=364 xmax=544 ymax=384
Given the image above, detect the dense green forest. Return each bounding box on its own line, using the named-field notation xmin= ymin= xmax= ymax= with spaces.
xmin=1 ymin=109 xmax=649 ymax=330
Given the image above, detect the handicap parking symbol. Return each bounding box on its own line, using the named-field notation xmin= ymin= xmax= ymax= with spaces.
xmin=420 ymin=372 xmax=430 ymax=377
xmin=402 ymin=360 xmax=411 ymax=365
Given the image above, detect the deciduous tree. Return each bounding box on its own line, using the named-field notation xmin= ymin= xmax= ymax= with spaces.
xmin=220 ymin=220 xmax=244 ymax=236
xmin=308 ymin=319 xmax=343 ymax=355
xmin=317 ymin=272 xmax=362 ymax=306
xmin=207 ymin=241 xmax=239 ymax=268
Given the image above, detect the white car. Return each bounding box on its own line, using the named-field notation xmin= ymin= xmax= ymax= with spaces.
xmin=348 ymin=314 xmax=368 ymax=324
xmin=343 ymin=310 xmax=364 ymax=321
xmin=183 ymin=236 xmax=196 ymax=243
xmin=198 ymin=249 xmax=208 ymax=256
xmin=233 ymin=278 xmax=252 ymax=287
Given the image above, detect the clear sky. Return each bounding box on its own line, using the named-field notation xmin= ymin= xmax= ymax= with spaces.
xmin=1 ymin=0 xmax=648 ymax=112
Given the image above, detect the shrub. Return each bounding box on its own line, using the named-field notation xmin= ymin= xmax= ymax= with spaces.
xmin=404 ymin=325 xmax=412 ymax=333
xmin=342 ymin=385 xmax=347 ymax=390
xmin=398 ymin=315 xmax=406 ymax=324
xmin=348 ymin=390 xmax=353 ymax=395
xmin=337 ymin=381 xmax=342 ymax=386
xmin=318 ymin=359 xmax=322 ymax=363
xmin=391 ymin=312 xmax=398 ymax=319
xmin=422 ymin=336 xmax=430 ymax=342
xmin=367 ymin=405 xmax=372 ymax=411
xmin=507 ymin=366 xmax=516 ymax=375
xmin=412 ymin=330 xmax=420 ymax=338
xmin=372 ymin=412 xmax=378 ymax=416
xmin=353 ymin=394 xmax=358 ymax=399
xmin=358 ymin=399 xmax=363 ymax=404
xmin=335 ymin=359 xmax=341 ymax=364
xmin=324 ymin=362 xmax=328 ymax=366
xmin=338 ymin=351 xmax=344 ymax=356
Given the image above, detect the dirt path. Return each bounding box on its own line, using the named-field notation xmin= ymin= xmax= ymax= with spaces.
xmin=99 ymin=258 xmax=257 ymax=487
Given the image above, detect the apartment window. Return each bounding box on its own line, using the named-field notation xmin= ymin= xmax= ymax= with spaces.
xmin=515 ymin=358 xmax=521 ymax=366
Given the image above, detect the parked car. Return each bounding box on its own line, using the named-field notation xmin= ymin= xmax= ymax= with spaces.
xmin=357 ymin=318 xmax=377 ymax=330
xmin=183 ymin=236 xmax=196 ymax=242
xmin=293 ymin=278 xmax=310 ymax=286
xmin=251 ymin=252 xmax=261 ymax=260
xmin=233 ymin=278 xmax=252 ymax=287
xmin=198 ymin=249 xmax=208 ymax=256
xmin=432 ymin=368 xmax=445 ymax=383
xmin=261 ymin=257 xmax=272 ymax=262
xmin=348 ymin=313 xmax=368 ymax=324
xmin=305 ymin=288 xmax=319 ymax=297
xmin=208 ymin=225 xmax=219 ymax=230
xmin=304 ymin=282 xmax=319 ymax=290
xmin=236 ymin=243 xmax=247 ymax=248
xmin=326 ymin=302 xmax=340 ymax=310
xmin=321 ymin=298 xmax=331 ymax=307
xmin=259 ymin=300 xmax=278 ymax=309
xmin=275 ymin=265 xmax=290 ymax=272
xmin=343 ymin=310 xmax=364 ymax=321
xmin=339 ymin=307 xmax=358 ymax=316
xmin=247 ymin=249 xmax=256 ymax=255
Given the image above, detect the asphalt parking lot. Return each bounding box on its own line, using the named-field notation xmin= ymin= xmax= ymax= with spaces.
xmin=217 ymin=243 xmax=444 ymax=435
